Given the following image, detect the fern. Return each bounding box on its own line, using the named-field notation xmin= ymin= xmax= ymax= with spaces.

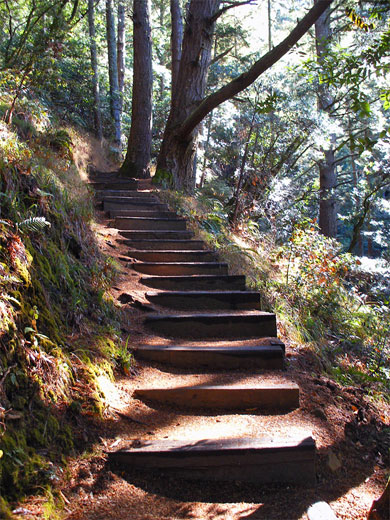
xmin=17 ymin=216 xmax=51 ymax=234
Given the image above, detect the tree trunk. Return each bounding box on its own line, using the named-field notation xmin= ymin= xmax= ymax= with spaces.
xmin=157 ymin=0 xmax=221 ymax=192
xmin=170 ymin=0 xmax=183 ymax=100
xmin=199 ymin=111 xmax=213 ymax=188
xmin=88 ymin=0 xmax=103 ymax=140
xmin=117 ymin=0 xmax=126 ymax=109
xmin=232 ymin=106 xmax=257 ymax=227
xmin=315 ymin=0 xmax=337 ymax=238
xmin=157 ymin=0 xmax=333 ymax=193
xmin=119 ymin=0 xmax=153 ymax=178
xmin=106 ymin=0 xmax=121 ymax=146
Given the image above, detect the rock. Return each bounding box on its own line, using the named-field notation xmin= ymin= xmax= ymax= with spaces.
xmin=327 ymin=450 xmax=342 ymax=472
xmin=118 ymin=293 xmax=134 ymax=304
xmin=313 ymin=407 xmax=327 ymax=420
xmin=307 ymin=501 xmax=338 ymax=520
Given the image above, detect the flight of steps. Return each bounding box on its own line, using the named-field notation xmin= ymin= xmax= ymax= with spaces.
xmin=93 ymin=173 xmax=316 ymax=485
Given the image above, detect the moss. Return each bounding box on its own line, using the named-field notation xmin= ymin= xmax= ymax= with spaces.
xmin=153 ymin=168 xmax=174 ymax=188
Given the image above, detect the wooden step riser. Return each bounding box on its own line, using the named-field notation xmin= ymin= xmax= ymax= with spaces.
xmin=102 ymin=195 xmax=159 ymax=203
xmin=134 ymin=385 xmax=299 ymax=411
xmin=144 ymin=314 xmax=277 ymax=339
xmin=134 ymin=263 xmax=228 ymax=276
xmin=108 ymin=436 xmax=316 ymax=484
xmin=115 ymin=218 xmax=187 ymax=231
xmin=109 ymin=211 xmax=177 ymax=218
xmin=119 ymin=231 xmax=194 ymax=240
xmin=96 ymin=190 xmax=157 ymax=199
xmin=146 ymin=291 xmax=261 ymax=310
xmin=121 ymin=239 xmax=205 ymax=250
xmin=89 ymin=180 xmax=151 ymax=190
xmin=135 ymin=345 xmax=284 ymax=369
xmin=140 ymin=275 xmax=246 ymax=290
xmin=104 ymin=201 xmax=167 ymax=211
xmin=128 ymin=251 xmax=218 ymax=263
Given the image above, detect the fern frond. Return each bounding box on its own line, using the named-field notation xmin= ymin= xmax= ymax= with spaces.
xmin=17 ymin=216 xmax=51 ymax=234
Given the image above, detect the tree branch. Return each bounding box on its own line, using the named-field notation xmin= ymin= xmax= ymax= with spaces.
xmin=211 ymin=0 xmax=257 ymax=23
xmin=178 ymin=0 xmax=334 ymax=140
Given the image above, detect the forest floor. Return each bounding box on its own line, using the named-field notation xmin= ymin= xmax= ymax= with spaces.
xmin=14 ymin=190 xmax=390 ymax=520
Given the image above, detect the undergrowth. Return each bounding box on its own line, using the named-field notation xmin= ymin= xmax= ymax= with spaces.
xmin=0 ymin=94 xmax=129 ymax=511
xmin=159 ymin=183 xmax=390 ymax=402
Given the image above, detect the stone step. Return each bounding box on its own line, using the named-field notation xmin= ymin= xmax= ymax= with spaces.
xmin=140 ymin=274 xmax=246 ymax=290
xmin=128 ymin=250 xmax=218 ymax=263
xmin=135 ymin=344 xmax=284 ymax=369
xmin=108 ymin=435 xmax=316 ymax=484
xmin=104 ymin=200 xmax=167 ymax=212
xmin=121 ymin=239 xmax=205 ymax=250
xmin=109 ymin=210 xmax=177 ymax=218
xmin=145 ymin=290 xmax=261 ymax=310
xmin=133 ymin=262 xmax=229 ymax=276
xmin=144 ymin=311 xmax=277 ymax=339
xmin=96 ymin=190 xmax=157 ymax=199
xmin=119 ymin=230 xmax=194 ymax=240
xmin=115 ymin=217 xmax=187 ymax=231
xmin=134 ymin=383 xmax=299 ymax=411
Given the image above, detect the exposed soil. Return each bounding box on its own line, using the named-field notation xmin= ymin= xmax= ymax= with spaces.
xmin=14 ymin=185 xmax=389 ymax=520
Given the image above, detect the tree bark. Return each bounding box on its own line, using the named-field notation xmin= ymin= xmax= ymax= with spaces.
xmin=106 ymin=0 xmax=121 ymax=146
xmin=315 ymin=0 xmax=337 ymax=238
xmin=170 ymin=0 xmax=183 ymax=100
xmin=157 ymin=0 xmax=334 ymax=192
xmin=88 ymin=0 xmax=103 ymax=140
xmin=119 ymin=0 xmax=153 ymax=178
xmin=157 ymin=0 xmax=221 ymax=192
xmin=117 ymin=0 xmax=126 ymax=108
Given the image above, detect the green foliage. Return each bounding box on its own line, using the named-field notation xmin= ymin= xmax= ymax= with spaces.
xmin=0 ymin=104 xmax=122 ymax=506
xmin=163 ymin=188 xmax=390 ymax=400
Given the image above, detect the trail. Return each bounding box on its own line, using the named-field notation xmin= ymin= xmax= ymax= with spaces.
xmin=63 ymin=172 xmax=388 ymax=520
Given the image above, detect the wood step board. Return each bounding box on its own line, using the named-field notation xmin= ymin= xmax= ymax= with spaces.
xmin=134 ymin=383 xmax=299 ymax=411
xmin=109 ymin=210 xmax=177 ymax=218
xmin=104 ymin=201 xmax=168 ymax=212
xmin=144 ymin=311 xmax=277 ymax=339
xmin=135 ymin=344 xmax=284 ymax=369
xmin=121 ymin=239 xmax=205 ymax=250
xmin=128 ymin=250 xmax=218 ymax=262
xmin=96 ymin=190 xmax=157 ymax=198
xmin=119 ymin=230 xmax=194 ymax=240
xmin=108 ymin=435 xmax=316 ymax=484
xmin=140 ymin=274 xmax=246 ymax=290
xmin=89 ymin=178 xmax=151 ymax=190
xmin=115 ymin=217 xmax=187 ymax=231
xmin=145 ymin=290 xmax=261 ymax=310
xmin=133 ymin=262 xmax=229 ymax=276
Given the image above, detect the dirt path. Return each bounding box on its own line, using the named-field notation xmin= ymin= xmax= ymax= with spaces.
xmin=19 ymin=179 xmax=389 ymax=520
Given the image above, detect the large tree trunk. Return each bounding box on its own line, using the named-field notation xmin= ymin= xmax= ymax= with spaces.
xmin=88 ymin=0 xmax=103 ymax=140
xmin=315 ymin=0 xmax=337 ymax=237
xmin=119 ymin=0 xmax=152 ymax=178
xmin=117 ymin=0 xmax=126 ymax=109
xmin=170 ymin=0 xmax=183 ymax=100
xmin=157 ymin=0 xmax=333 ymax=193
xmin=106 ymin=0 xmax=121 ymax=147
xmin=157 ymin=0 xmax=221 ymax=192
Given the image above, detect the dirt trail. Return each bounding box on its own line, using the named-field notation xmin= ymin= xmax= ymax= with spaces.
xmin=21 ymin=175 xmax=388 ymax=520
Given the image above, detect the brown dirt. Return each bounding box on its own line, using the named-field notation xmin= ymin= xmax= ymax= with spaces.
xmin=14 ymin=186 xmax=389 ymax=520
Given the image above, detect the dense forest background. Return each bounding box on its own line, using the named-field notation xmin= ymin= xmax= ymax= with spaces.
xmin=0 ymin=0 xmax=390 ymax=516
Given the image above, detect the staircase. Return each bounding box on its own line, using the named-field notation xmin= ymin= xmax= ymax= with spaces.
xmin=94 ymin=174 xmax=316 ymax=485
